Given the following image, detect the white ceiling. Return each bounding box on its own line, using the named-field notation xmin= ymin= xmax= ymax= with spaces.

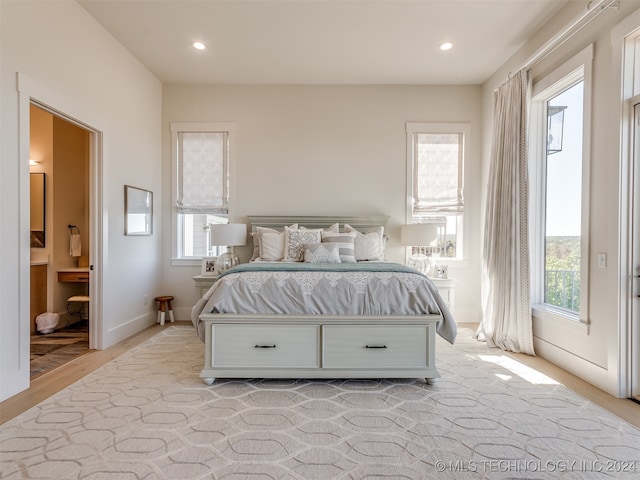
xmin=78 ymin=0 xmax=569 ymax=85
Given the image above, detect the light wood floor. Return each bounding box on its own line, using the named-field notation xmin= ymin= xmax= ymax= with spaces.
xmin=507 ymin=352 xmax=640 ymax=428
xmin=1 ymin=321 xmax=639 ymax=428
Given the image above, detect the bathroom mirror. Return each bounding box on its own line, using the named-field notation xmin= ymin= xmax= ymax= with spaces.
xmin=30 ymin=172 xmax=45 ymax=247
xmin=125 ymin=185 xmax=153 ymax=235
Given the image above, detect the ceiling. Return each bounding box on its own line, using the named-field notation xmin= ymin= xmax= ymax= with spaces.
xmin=78 ymin=0 xmax=569 ymax=85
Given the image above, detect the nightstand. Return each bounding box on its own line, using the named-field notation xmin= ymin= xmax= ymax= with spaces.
xmin=429 ymin=277 xmax=455 ymax=312
xmin=192 ymin=274 xmax=219 ymax=297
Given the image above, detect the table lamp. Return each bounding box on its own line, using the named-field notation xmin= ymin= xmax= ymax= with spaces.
xmin=401 ymin=223 xmax=440 ymax=275
xmin=210 ymin=223 xmax=247 ymax=273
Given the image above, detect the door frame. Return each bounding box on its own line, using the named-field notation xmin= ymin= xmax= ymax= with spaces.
xmin=613 ymin=10 xmax=640 ymax=399
xmin=618 ymin=91 xmax=640 ymax=400
xmin=631 ymin=99 xmax=640 ymax=398
xmin=18 ymin=73 xmax=104 ymax=355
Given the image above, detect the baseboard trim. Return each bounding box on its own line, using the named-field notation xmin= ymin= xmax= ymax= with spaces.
xmin=534 ymin=336 xmax=615 ymax=396
xmin=104 ymin=312 xmax=155 ymax=348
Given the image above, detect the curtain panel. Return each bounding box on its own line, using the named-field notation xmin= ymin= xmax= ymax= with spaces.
xmin=476 ymin=70 xmax=535 ymax=355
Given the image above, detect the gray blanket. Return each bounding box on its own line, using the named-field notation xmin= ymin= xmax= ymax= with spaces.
xmin=191 ymin=262 xmax=456 ymax=343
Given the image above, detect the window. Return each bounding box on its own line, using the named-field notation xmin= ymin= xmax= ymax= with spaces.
xmin=406 ymin=123 xmax=468 ymax=259
xmin=531 ymin=45 xmax=592 ymax=322
xmin=171 ymin=123 xmax=235 ymax=262
xmin=544 ymin=82 xmax=583 ymax=313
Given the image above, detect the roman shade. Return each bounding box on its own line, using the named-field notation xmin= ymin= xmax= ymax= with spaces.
xmin=412 ymin=132 xmax=464 ymax=215
xmin=176 ymin=131 xmax=229 ymax=215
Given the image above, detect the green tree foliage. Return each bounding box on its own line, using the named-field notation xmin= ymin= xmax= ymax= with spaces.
xmin=545 ymin=236 xmax=580 ymax=312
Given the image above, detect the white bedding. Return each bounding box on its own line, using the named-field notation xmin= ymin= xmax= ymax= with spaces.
xmin=191 ymin=261 xmax=456 ymax=344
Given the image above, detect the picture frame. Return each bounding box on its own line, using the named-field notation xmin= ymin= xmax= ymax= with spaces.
xmin=124 ymin=185 xmax=153 ymax=235
xmin=434 ymin=264 xmax=448 ymax=279
xmin=201 ymin=256 xmax=218 ymax=276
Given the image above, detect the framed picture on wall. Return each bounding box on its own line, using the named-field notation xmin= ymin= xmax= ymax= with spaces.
xmin=124 ymin=185 xmax=153 ymax=235
xmin=201 ymin=256 xmax=217 ymax=276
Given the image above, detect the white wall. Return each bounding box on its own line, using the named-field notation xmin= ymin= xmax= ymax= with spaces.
xmin=0 ymin=0 xmax=162 ymax=401
xmin=162 ymin=84 xmax=484 ymax=325
xmin=480 ymin=1 xmax=640 ymax=396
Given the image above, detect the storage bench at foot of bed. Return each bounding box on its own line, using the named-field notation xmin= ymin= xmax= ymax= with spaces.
xmin=198 ymin=314 xmax=440 ymax=384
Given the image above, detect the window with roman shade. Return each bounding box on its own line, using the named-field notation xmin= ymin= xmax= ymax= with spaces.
xmin=177 ymin=131 xmax=229 ymax=215
xmin=406 ymin=123 xmax=469 ymax=260
xmin=171 ymin=123 xmax=236 ymax=261
xmin=412 ymin=132 xmax=464 ymax=215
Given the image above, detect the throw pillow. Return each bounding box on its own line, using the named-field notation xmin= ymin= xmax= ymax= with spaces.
xmin=304 ymin=243 xmax=341 ymax=263
xmin=321 ymin=231 xmax=357 ymax=263
xmin=284 ymin=226 xmax=322 ymax=262
xmin=344 ymin=224 xmax=385 ymax=261
xmin=259 ymin=231 xmax=286 ymax=261
xmin=252 ymin=223 xmax=298 ymax=261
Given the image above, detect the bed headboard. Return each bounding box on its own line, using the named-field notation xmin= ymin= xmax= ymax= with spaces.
xmin=247 ymin=215 xmax=389 ymax=233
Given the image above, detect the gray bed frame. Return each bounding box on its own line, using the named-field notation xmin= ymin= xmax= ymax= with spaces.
xmin=198 ymin=215 xmax=441 ymax=385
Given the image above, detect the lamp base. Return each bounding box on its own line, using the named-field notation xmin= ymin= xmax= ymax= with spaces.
xmin=215 ymin=248 xmax=239 ymax=273
xmin=407 ymin=252 xmax=431 ymax=275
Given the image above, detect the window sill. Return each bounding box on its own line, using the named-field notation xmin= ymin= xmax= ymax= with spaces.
xmin=532 ymin=304 xmax=585 ymax=325
xmin=170 ymin=257 xmax=202 ymax=267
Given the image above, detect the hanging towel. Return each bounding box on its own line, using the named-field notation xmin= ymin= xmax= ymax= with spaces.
xmin=70 ymin=233 xmax=81 ymax=257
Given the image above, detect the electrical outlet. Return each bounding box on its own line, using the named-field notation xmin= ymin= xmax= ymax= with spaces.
xmin=144 ymin=295 xmax=148 ymax=305
xmin=597 ymin=253 xmax=607 ymax=269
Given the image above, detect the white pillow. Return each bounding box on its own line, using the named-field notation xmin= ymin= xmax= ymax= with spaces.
xmin=344 ymin=224 xmax=385 ymax=261
xmin=304 ymin=243 xmax=341 ymax=263
xmin=284 ymin=226 xmax=322 ymax=262
xmin=259 ymin=232 xmax=286 ymax=261
xmin=323 ymin=222 xmax=340 ymax=234
xmin=321 ymin=231 xmax=357 ymax=263
xmin=252 ymin=223 xmax=298 ymax=261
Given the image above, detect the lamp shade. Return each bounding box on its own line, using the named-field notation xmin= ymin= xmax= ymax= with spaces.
xmin=401 ymin=223 xmax=439 ymax=247
xmin=210 ymin=223 xmax=247 ymax=247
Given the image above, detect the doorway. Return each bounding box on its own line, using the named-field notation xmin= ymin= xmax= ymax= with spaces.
xmin=632 ymin=100 xmax=640 ymax=402
xmin=28 ymin=102 xmax=97 ymax=378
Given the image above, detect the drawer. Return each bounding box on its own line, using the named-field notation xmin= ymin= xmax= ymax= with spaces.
xmin=58 ymin=271 xmax=89 ymax=283
xmin=323 ymin=325 xmax=428 ymax=368
xmin=211 ymin=324 xmax=319 ymax=368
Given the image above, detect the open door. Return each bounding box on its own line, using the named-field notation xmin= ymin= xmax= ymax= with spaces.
xmin=632 ymin=101 xmax=640 ymax=402
xmin=29 ymin=103 xmax=95 ymax=378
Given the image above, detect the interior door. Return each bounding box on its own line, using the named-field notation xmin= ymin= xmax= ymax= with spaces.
xmin=632 ymin=101 xmax=640 ymax=401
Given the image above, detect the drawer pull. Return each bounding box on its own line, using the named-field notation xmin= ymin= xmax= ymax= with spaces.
xmin=365 ymin=345 xmax=387 ymax=349
xmin=254 ymin=344 xmax=277 ymax=349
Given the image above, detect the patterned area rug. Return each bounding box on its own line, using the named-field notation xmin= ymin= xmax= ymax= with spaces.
xmin=30 ymin=323 xmax=89 ymax=379
xmin=2 ymin=326 xmax=640 ymax=479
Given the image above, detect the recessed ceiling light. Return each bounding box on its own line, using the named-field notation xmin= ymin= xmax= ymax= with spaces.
xmin=193 ymin=41 xmax=206 ymax=50
xmin=440 ymin=42 xmax=453 ymax=51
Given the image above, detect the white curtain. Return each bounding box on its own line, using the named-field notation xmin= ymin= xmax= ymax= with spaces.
xmin=476 ymin=70 xmax=535 ymax=355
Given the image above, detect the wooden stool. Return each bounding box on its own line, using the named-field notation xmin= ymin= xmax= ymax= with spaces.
xmin=155 ymin=296 xmax=175 ymax=326
xmin=67 ymin=295 xmax=90 ymax=322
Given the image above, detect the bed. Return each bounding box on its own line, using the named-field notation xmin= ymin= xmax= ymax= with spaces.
xmin=191 ymin=215 xmax=456 ymax=385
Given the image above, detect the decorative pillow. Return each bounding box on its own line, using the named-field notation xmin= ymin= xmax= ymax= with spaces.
xmin=250 ymin=232 xmax=260 ymax=261
xmin=321 ymin=231 xmax=357 ymax=263
xmin=299 ymin=223 xmax=339 ymax=235
xmin=252 ymin=224 xmax=298 ymax=261
xmin=304 ymin=243 xmax=341 ymax=263
xmin=344 ymin=224 xmax=385 ymax=261
xmin=259 ymin=231 xmax=286 ymax=261
xmin=284 ymin=226 xmax=322 ymax=262
xmin=324 ymin=222 xmax=340 ymax=234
